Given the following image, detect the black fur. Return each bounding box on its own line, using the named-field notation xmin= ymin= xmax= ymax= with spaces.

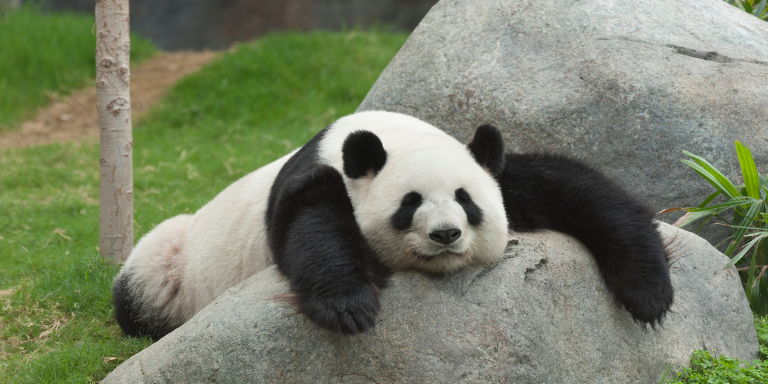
xmin=391 ymin=192 xmax=423 ymax=230
xmin=113 ymin=272 xmax=175 ymax=341
xmin=497 ymin=152 xmax=673 ymax=325
xmin=267 ymin=161 xmax=392 ymax=334
xmin=455 ymin=188 xmax=483 ymax=226
xmin=272 ymin=124 xmax=672 ymax=329
xmin=467 ymin=124 xmax=505 ymax=177
xmin=342 ymin=130 xmax=387 ymax=179
xmin=266 ymin=125 xmax=330 ymax=225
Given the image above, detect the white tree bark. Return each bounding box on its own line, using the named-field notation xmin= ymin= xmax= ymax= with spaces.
xmin=96 ymin=0 xmax=133 ymax=263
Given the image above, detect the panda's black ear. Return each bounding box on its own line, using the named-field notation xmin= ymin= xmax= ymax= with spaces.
xmin=342 ymin=130 xmax=387 ymax=179
xmin=467 ymin=124 xmax=505 ymax=177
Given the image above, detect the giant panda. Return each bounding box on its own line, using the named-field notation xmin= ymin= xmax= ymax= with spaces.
xmin=112 ymin=111 xmax=673 ymax=340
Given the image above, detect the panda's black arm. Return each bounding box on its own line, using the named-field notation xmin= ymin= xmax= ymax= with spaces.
xmin=266 ymin=165 xmax=392 ymax=334
xmin=497 ymin=153 xmax=673 ymax=325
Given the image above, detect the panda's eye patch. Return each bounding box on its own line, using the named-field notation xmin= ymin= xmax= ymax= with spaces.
xmin=391 ymin=192 xmax=422 ymax=230
xmin=401 ymin=192 xmax=422 ymax=207
xmin=455 ymin=188 xmax=483 ymax=226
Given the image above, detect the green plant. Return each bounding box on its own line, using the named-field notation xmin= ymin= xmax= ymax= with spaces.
xmin=660 ymin=315 xmax=768 ymax=383
xmin=757 ymin=315 xmax=768 ymax=360
xmin=666 ymin=142 xmax=768 ymax=315
xmin=663 ymin=350 xmax=768 ymax=383
xmin=723 ymin=0 xmax=768 ymax=20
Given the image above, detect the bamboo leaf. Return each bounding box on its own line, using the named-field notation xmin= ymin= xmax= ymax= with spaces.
xmin=725 ymin=201 xmax=763 ymax=256
xmin=736 ymin=141 xmax=760 ymax=199
xmin=685 ymin=196 xmax=757 ymax=212
xmin=755 ymin=0 xmax=768 ymax=16
xmin=747 ymin=0 xmax=756 ymax=12
xmin=698 ymin=190 xmax=721 ymax=208
xmin=714 ymin=234 xmax=735 ymax=249
xmin=724 ymin=233 xmax=768 ymax=269
xmin=682 ymin=151 xmax=741 ymax=198
xmin=694 ymin=215 xmax=713 ymax=234
xmin=674 ymin=211 xmax=712 ymax=228
xmin=680 ymin=159 xmax=736 ymax=199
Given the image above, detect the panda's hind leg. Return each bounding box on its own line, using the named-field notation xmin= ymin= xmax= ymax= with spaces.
xmin=112 ymin=214 xmax=193 ymax=341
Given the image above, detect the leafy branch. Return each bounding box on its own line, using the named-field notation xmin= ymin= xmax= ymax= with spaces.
xmin=662 ymin=141 xmax=768 ymax=315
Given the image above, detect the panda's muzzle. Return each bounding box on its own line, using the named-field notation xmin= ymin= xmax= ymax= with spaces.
xmin=429 ymin=228 xmax=461 ymax=245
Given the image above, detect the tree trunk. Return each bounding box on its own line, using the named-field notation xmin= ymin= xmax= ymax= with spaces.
xmin=96 ymin=0 xmax=133 ymax=263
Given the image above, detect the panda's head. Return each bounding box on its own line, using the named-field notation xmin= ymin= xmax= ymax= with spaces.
xmin=340 ymin=123 xmax=509 ymax=274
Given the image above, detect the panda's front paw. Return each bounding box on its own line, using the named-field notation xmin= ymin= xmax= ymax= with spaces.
xmin=619 ymin=282 xmax=674 ymax=327
xmin=299 ymin=283 xmax=381 ymax=334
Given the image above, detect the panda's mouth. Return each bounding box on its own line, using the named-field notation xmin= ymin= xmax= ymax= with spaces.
xmin=412 ymin=248 xmax=466 ymax=261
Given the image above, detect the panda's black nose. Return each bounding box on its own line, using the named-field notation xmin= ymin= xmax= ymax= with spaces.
xmin=429 ymin=228 xmax=461 ymax=245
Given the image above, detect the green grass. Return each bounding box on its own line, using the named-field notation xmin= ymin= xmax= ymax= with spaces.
xmin=662 ymin=320 xmax=768 ymax=383
xmin=0 ymin=30 xmax=407 ymax=383
xmin=0 ymin=5 xmax=157 ymax=129
xmin=759 ymin=315 xmax=768 ymax=360
xmin=659 ymin=317 xmax=768 ymax=383
xmin=665 ymin=351 xmax=768 ymax=384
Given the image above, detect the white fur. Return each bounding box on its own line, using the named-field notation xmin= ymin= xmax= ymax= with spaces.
xmin=319 ymin=111 xmax=509 ymax=273
xmin=117 ymin=111 xmax=509 ymax=325
xmin=118 ymin=154 xmax=291 ymax=326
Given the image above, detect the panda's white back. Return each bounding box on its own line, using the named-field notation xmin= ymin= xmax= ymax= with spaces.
xmin=120 ymin=153 xmax=291 ymax=325
xmin=180 ymin=153 xmax=294 ymax=314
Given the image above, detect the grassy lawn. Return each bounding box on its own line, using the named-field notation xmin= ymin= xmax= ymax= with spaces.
xmin=0 ymin=30 xmax=408 ymax=383
xmin=0 ymin=5 xmax=157 ymax=130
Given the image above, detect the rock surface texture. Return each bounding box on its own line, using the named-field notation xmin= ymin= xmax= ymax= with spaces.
xmin=358 ymin=0 xmax=768 ymax=241
xmin=103 ymin=223 xmax=757 ymax=383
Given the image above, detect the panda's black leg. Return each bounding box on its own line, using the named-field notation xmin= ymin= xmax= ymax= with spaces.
xmin=497 ymin=153 xmax=673 ymax=326
xmin=267 ymin=165 xmax=392 ymax=334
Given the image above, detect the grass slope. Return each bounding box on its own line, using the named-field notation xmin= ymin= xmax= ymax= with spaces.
xmin=0 ymin=30 xmax=408 ymax=383
xmin=0 ymin=5 xmax=157 ymax=129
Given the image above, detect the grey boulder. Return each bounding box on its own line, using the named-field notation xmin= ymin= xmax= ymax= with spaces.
xmin=358 ymin=0 xmax=768 ymax=243
xmin=103 ymin=223 xmax=757 ymax=383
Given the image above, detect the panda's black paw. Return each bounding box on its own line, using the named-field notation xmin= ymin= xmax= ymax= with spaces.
xmin=299 ymin=283 xmax=381 ymax=335
xmin=618 ymin=283 xmax=674 ymax=327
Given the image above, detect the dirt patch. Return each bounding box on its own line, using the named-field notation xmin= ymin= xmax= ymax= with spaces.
xmin=0 ymin=51 xmax=219 ymax=150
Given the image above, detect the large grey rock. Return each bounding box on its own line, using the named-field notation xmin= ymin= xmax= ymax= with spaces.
xmin=103 ymin=223 xmax=757 ymax=383
xmin=358 ymin=0 xmax=768 ymax=244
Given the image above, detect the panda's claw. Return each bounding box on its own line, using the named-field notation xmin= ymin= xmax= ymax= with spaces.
xmin=619 ymin=283 xmax=674 ymax=327
xmin=299 ymin=283 xmax=380 ymax=335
